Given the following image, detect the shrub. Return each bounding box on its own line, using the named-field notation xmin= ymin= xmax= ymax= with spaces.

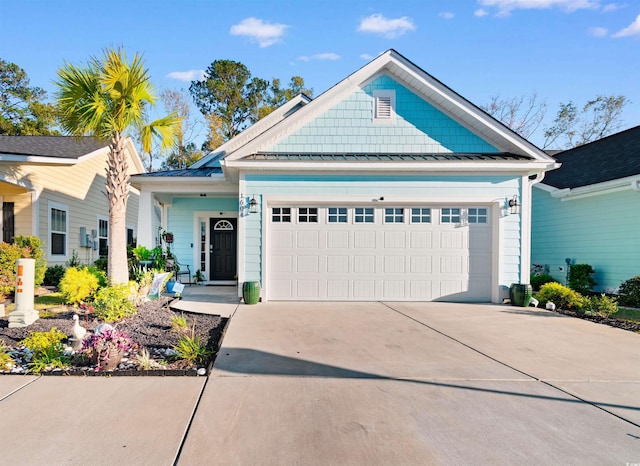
xmin=568 ymin=264 xmax=597 ymax=295
xmin=86 ymin=266 xmax=108 ymax=289
xmin=534 ymin=282 xmax=585 ymax=311
xmin=0 ymin=242 xmax=29 ymax=297
xmin=59 ymin=267 xmax=99 ymax=305
xmin=66 ymin=250 xmax=81 ymax=268
xmin=14 ymin=236 xmax=46 ymax=287
xmin=530 ymin=273 xmax=557 ymax=292
xmin=0 ymin=343 xmax=15 ymax=371
xmin=44 ymin=265 xmax=66 ymax=287
xmin=173 ymin=334 xmax=210 ymax=364
xmin=93 ymin=257 xmax=108 ymax=272
xmin=618 ymin=276 xmax=640 ymax=308
xmin=582 ymin=294 xmax=618 ymax=317
xmin=171 ymin=313 xmax=189 ymax=333
xmin=19 ymin=328 xmax=69 ymax=374
xmin=93 ymin=283 xmax=137 ymax=322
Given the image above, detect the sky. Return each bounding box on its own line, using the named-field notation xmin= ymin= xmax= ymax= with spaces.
xmin=2 ymin=0 xmax=639 ymax=149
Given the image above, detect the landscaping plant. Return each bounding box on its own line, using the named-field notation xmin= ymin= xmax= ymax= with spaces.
xmin=19 ymin=328 xmax=69 ymax=374
xmin=581 ymin=294 xmax=618 ymax=317
xmin=568 ymin=263 xmax=597 ymax=295
xmin=171 ymin=313 xmax=189 ymax=333
xmin=44 ymin=265 xmax=66 ymax=287
xmin=0 ymin=343 xmax=14 ymax=371
xmin=173 ymin=327 xmax=211 ymax=364
xmin=618 ymin=276 xmax=640 ymax=308
xmin=92 ymin=283 xmax=137 ymax=322
xmin=14 ymin=236 xmax=47 ymax=287
xmin=59 ymin=267 xmax=99 ymax=305
xmin=82 ymin=328 xmax=133 ymax=370
xmin=534 ymin=282 xmax=585 ymax=311
xmin=530 ymin=273 xmax=557 ymax=292
xmin=0 ymin=242 xmax=30 ymax=297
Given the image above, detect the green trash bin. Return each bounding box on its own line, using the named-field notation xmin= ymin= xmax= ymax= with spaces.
xmin=242 ymin=281 xmax=261 ymax=305
xmin=510 ymin=283 xmax=532 ymax=307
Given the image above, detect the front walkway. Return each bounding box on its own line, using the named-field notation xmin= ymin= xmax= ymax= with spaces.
xmin=170 ymin=284 xmax=240 ymax=318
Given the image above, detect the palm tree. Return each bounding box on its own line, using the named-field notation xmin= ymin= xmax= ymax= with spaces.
xmin=55 ymin=48 xmax=178 ymax=284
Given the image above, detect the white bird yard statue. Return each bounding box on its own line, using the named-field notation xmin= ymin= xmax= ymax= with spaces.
xmin=71 ymin=314 xmax=87 ymax=340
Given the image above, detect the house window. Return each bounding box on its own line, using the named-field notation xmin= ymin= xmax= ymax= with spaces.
xmin=49 ymin=203 xmax=68 ymax=256
xmin=328 ymin=207 xmax=347 ymax=223
xmin=354 ymin=207 xmax=374 ymax=223
xmin=98 ymin=218 xmax=108 ymax=259
xmin=468 ymin=208 xmax=488 ymax=224
xmin=2 ymin=202 xmax=15 ymax=243
xmin=441 ymin=208 xmax=461 ymax=224
xmin=384 ymin=208 xmax=404 ymax=223
xmin=272 ymin=207 xmax=291 ymax=223
xmin=298 ymin=207 xmax=318 ymax=223
xmin=374 ymin=90 xmax=396 ymax=122
xmin=411 ymin=208 xmax=431 ymax=224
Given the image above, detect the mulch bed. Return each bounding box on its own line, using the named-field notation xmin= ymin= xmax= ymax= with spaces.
xmin=546 ymin=307 xmax=640 ymax=333
xmin=0 ymin=296 xmax=228 ymax=376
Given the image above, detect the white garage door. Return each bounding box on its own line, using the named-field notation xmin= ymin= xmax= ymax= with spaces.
xmin=268 ymin=205 xmax=492 ymax=301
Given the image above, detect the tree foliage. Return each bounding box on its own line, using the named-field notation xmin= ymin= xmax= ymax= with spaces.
xmin=481 ymin=92 xmax=547 ymax=139
xmin=190 ymin=60 xmax=312 ymax=145
xmin=0 ymin=58 xmax=58 ymax=135
xmin=55 ymin=48 xmax=179 ymax=284
xmin=482 ymin=91 xmax=629 ymax=149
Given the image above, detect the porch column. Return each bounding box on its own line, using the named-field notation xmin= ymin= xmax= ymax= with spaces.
xmin=137 ymin=190 xmax=155 ymax=248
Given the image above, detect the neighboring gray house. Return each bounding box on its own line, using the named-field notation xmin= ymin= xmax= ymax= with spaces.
xmin=0 ymin=136 xmax=144 ymax=266
xmin=532 ymin=125 xmax=640 ymax=292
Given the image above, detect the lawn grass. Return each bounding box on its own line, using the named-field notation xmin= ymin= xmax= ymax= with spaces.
xmin=4 ymin=292 xmax=68 ymax=314
xmin=612 ymin=307 xmax=640 ymax=323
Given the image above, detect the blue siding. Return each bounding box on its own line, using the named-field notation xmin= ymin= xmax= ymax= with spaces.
xmin=270 ymin=75 xmax=499 ymax=154
xmin=531 ymin=187 xmax=640 ymax=292
xmin=167 ymin=197 xmax=238 ymax=274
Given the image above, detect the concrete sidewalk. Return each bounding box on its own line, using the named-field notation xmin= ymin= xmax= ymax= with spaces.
xmin=1 ymin=302 xmax=639 ymax=465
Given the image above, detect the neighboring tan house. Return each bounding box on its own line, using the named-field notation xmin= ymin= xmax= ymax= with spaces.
xmin=132 ymin=49 xmax=558 ymax=303
xmin=0 ymin=136 xmax=144 ymax=267
xmin=532 ymin=125 xmax=640 ymax=292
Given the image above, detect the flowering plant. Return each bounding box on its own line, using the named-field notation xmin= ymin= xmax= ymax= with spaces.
xmin=82 ymin=328 xmax=133 ymax=370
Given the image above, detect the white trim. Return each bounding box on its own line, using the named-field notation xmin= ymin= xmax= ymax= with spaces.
xmin=537 ymin=174 xmax=640 ymax=201
xmin=192 ymin=210 xmax=239 ymax=285
xmin=47 ymin=200 xmax=69 ymax=261
xmin=96 ymin=215 xmax=109 ymax=259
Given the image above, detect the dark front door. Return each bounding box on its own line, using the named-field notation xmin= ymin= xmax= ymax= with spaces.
xmin=2 ymin=202 xmax=15 ymax=243
xmin=210 ymin=218 xmax=237 ymax=280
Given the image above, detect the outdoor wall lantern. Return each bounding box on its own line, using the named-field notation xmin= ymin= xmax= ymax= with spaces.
xmin=249 ymin=196 xmax=259 ymax=214
xmin=508 ymin=195 xmax=520 ymax=214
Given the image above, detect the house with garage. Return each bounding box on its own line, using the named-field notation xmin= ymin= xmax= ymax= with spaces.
xmin=0 ymin=135 xmax=144 ymax=266
xmin=531 ymin=125 xmax=640 ymax=292
xmin=131 ymin=49 xmax=558 ymax=303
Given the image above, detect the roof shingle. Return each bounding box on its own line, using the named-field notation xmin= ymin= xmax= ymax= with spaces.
xmin=0 ymin=136 xmax=106 ymax=159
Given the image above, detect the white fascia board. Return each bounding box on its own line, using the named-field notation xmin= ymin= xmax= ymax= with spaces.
xmin=548 ymin=175 xmax=640 ymax=201
xmin=191 ymin=95 xmax=312 ymax=169
xmin=226 ymin=160 xmax=557 ymax=174
xmin=0 ymin=154 xmax=78 ymax=164
xmin=130 ymin=174 xmax=232 ymax=190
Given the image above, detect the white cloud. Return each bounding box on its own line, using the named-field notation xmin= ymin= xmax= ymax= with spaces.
xmin=298 ymin=53 xmax=341 ymax=62
xmin=360 ymin=53 xmax=375 ymax=60
xmin=613 ymin=13 xmax=640 ymax=37
xmin=439 ymin=11 xmax=455 ymax=19
xmin=602 ymin=3 xmax=626 ymax=12
xmin=166 ymin=70 xmax=205 ymax=82
xmin=357 ymin=13 xmax=416 ymax=38
xmin=230 ymin=17 xmax=289 ymax=47
xmin=478 ymin=0 xmax=600 ymax=16
xmin=474 ymin=8 xmax=490 ymax=16
xmin=589 ymin=26 xmax=609 ymax=36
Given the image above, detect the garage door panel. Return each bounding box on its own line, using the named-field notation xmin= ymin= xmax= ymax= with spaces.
xmin=268 ymin=205 xmax=492 ymax=301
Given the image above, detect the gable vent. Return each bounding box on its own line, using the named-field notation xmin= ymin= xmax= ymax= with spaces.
xmin=376 ymin=96 xmax=392 ymax=119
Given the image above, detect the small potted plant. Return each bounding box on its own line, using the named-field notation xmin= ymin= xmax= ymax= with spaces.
xmin=161 ymin=230 xmax=174 ymax=244
xmin=194 ymin=269 xmax=205 ymax=285
xmin=82 ymin=328 xmax=133 ymax=371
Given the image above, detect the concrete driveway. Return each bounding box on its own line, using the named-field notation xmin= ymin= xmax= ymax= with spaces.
xmin=179 ymin=301 xmax=640 ymax=465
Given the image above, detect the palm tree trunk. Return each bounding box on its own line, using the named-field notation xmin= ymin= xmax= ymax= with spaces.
xmin=106 ymin=132 xmax=130 ymax=284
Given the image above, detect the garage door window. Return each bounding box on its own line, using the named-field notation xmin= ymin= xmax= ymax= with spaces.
xmin=272 ymin=207 xmax=291 ymax=223
xmin=441 ymin=208 xmax=461 ymax=224
xmin=328 ymin=207 xmax=347 ymax=223
xmin=298 ymin=207 xmax=318 ymax=223
xmin=468 ymin=208 xmax=487 ymax=224
xmin=411 ymin=208 xmax=431 ymax=224
xmin=384 ymin=208 xmax=404 ymax=223
xmin=354 ymin=207 xmax=374 ymax=223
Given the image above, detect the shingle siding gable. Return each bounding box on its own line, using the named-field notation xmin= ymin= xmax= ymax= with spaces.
xmin=268 ymin=74 xmax=499 ymax=155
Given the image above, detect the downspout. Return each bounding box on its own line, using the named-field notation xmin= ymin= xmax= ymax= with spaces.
xmin=520 ymin=172 xmax=546 ymax=285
